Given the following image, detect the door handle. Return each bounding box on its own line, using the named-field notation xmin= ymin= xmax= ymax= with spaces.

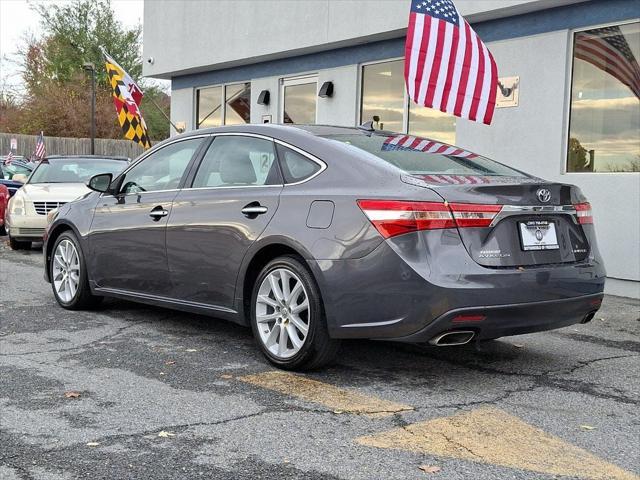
xmin=149 ymin=206 xmax=169 ymax=220
xmin=241 ymin=205 xmax=268 ymax=216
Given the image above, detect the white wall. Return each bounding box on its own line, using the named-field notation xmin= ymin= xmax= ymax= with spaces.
xmin=317 ymin=66 xmax=359 ymax=127
xmin=457 ymin=31 xmax=640 ymax=298
xmin=144 ymin=0 xmax=587 ymax=78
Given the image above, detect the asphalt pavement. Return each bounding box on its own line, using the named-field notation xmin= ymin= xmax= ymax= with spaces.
xmin=1 ymin=239 xmax=638 ymax=480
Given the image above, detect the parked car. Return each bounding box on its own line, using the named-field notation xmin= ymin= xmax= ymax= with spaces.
xmin=0 ymin=184 xmax=8 ymax=236
xmin=43 ymin=125 xmax=605 ymax=370
xmin=0 ymin=158 xmax=34 ymax=197
xmin=6 ymin=155 xmax=129 ymax=249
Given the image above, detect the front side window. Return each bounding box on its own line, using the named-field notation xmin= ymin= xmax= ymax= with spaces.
xmin=360 ymin=60 xmax=456 ymax=144
xmin=120 ymin=139 xmax=202 ymax=194
xmin=197 ymin=83 xmax=251 ymax=129
xmin=192 ymin=136 xmax=280 ymax=188
xmin=568 ymin=22 xmax=640 ymax=172
xmin=28 ymin=158 xmax=127 ymax=184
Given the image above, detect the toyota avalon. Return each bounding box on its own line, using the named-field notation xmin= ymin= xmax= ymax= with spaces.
xmin=43 ymin=125 xmax=605 ymax=370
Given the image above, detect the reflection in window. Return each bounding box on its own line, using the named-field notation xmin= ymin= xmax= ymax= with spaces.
xmin=283 ymin=82 xmax=317 ymax=124
xmin=360 ymin=60 xmax=456 ymax=144
xmin=225 ymin=83 xmax=251 ymax=125
xmin=568 ymin=22 xmax=640 ymax=172
xmin=197 ymin=86 xmax=222 ymax=129
xmin=197 ymin=83 xmax=252 ymax=129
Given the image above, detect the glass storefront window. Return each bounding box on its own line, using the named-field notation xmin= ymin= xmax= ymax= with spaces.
xmin=197 ymin=86 xmax=222 ymax=129
xmin=197 ymin=83 xmax=251 ymax=129
xmin=225 ymin=83 xmax=251 ymax=125
xmin=360 ymin=59 xmax=456 ymax=143
xmin=361 ymin=60 xmax=405 ymax=132
xmin=283 ymin=81 xmax=317 ymax=124
xmin=568 ymin=22 xmax=640 ymax=172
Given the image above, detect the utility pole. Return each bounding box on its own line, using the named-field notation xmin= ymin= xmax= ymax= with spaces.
xmin=83 ymin=63 xmax=96 ymax=155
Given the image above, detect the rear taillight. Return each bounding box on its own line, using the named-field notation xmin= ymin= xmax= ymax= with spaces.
xmin=574 ymin=202 xmax=593 ymax=224
xmin=357 ymin=200 xmax=502 ymax=239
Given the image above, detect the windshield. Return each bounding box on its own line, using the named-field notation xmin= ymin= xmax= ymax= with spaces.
xmin=28 ymin=158 xmax=127 ymax=184
xmin=323 ymin=134 xmax=526 ymax=177
xmin=1 ymin=163 xmax=32 ymax=180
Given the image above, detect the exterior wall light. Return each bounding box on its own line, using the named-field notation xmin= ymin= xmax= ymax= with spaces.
xmin=258 ymin=90 xmax=270 ymax=105
xmin=318 ymin=81 xmax=334 ymax=98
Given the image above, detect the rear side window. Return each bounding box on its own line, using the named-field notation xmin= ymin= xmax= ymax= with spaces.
xmin=276 ymin=144 xmax=321 ymax=183
xmin=192 ymin=136 xmax=280 ymax=188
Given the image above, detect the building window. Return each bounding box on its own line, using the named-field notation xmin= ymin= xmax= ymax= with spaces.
xmin=281 ymin=76 xmax=317 ymax=124
xmin=196 ymin=83 xmax=251 ymax=129
xmin=360 ymin=60 xmax=456 ymax=144
xmin=568 ymin=22 xmax=640 ymax=172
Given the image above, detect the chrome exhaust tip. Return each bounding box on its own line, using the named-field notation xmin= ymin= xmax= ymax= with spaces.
xmin=429 ymin=330 xmax=476 ymax=347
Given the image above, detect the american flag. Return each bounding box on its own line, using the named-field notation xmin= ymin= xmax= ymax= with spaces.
xmin=33 ymin=131 xmax=46 ymax=160
xmin=383 ymin=134 xmax=478 ymax=159
xmin=405 ymin=0 xmax=498 ymax=125
xmin=4 ymin=151 xmax=14 ymax=165
xmin=574 ymin=26 xmax=640 ymax=99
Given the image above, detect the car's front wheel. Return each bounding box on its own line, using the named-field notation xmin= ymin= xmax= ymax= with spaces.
xmin=251 ymin=255 xmax=340 ymax=370
xmin=50 ymin=231 xmax=102 ymax=310
xmin=8 ymin=235 xmax=30 ymax=250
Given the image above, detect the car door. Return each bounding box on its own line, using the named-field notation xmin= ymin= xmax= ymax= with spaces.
xmin=166 ymin=134 xmax=283 ymax=309
xmin=88 ymin=137 xmax=204 ymax=296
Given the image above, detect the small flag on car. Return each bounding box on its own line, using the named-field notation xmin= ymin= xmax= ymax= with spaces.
xmin=404 ymin=0 xmax=498 ymax=125
xmin=102 ymin=49 xmax=152 ymax=150
xmin=4 ymin=150 xmax=14 ymax=165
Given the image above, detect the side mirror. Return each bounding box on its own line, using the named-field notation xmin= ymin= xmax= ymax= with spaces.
xmin=12 ymin=174 xmax=28 ymax=183
xmin=87 ymin=173 xmax=113 ymax=193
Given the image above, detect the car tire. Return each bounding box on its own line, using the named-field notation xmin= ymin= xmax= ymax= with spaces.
xmin=250 ymin=255 xmax=340 ymax=371
xmin=50 ymin=231 xmax=102 ymax=310
xmin=0 ymin=224 xmax=6 ymax=236
xmin=9 ymin=236 xmax=30 ymax=250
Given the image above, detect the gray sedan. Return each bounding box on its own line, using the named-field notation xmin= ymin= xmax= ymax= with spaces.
xmin=43 ymin=124 xmax=605 ymax=370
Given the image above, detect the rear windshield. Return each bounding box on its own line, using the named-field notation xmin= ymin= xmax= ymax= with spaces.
xmin=29 ymin=158 xmax=127 ymax=184
xmin=323 ymin=134 xmax=525 ymax=177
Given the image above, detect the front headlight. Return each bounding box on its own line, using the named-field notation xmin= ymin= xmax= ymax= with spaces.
xmin=9 ymin=195 xmax=25 ymax=216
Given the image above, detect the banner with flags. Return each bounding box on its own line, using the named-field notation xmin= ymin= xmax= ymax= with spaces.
xmin=102 ymin=50 xmax=151 ymax=150
xmin=404 ymin=0 xmax=498 ymax=125
xmin=33 ymin=131 xmax=46 ymax=160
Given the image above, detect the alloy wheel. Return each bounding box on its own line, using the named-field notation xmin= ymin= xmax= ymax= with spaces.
xmin=53 ymin=239 xmax=80 ymax=303
xmin=255 ymin=268 xmax=310 ymax=359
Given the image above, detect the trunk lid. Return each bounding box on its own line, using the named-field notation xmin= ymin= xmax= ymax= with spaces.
xmin=403 ymin=174 xmax=591 ymax=268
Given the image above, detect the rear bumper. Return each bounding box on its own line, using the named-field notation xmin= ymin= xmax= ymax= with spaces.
xmin=386 ymin=293 xmax=603 ymax=343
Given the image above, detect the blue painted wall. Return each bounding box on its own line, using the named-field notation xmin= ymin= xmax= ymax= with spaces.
xmin=172 ymin=0 xmax=639 ymax=90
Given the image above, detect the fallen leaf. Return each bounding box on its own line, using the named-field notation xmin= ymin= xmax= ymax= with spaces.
xmin=157 ymin=431 xmax=175 ymax=438
xmin=165 ymin=361 xmax=176 ymax=365
xmin=513 ymin=344 xmax=524 ymax=349
xmin=64 ymin=391 xmax=81 ymax=399
xmin=580 ymin=425 xmax=596 ymax=431
xmin=220 ymin=374 xmax=233 ymax=379
xmin=333 ymin=410 xmax=344 ymax=414
xmin=159 ymin=372 xmax=166 ymax=376
xmin=185 ymin=349 xmax=198 ymax=352
xmin=86 ymin=442 xmax=100 ymax=447
xmin=598 ymin=318 xmax=606 ymax=322
xmin=419 ymin=465 xmax=441 ymax=474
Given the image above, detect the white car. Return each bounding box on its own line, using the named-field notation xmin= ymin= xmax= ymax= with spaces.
xmin=6 ymin=155 xmax=128 ymax=249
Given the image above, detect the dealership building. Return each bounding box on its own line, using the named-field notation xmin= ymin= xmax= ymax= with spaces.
xmin=143 ymin=0 xmax=640 ymax=298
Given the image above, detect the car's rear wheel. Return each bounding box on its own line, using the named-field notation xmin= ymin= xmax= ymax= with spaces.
xmin=250 ymin=255 xmax=340 ymax=370
xmin=8 ymin=235 xmax=30 ymax=250
xmin=50 ymin=231 xmax=102 ymax=310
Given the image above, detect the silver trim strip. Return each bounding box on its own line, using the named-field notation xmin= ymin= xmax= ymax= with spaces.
xmin=491 ymin=205 xmax=577 ymax=226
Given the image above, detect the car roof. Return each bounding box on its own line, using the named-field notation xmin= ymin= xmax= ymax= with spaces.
xmin=43 ymin=155 xmax=130 ymax=161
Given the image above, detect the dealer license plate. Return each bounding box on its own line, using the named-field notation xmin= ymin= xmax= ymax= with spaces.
xmin=519 ymin=220 xmax=559 ymax=251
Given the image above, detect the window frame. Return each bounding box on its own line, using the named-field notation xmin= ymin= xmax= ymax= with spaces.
xmin=183 ymin=132 xmax=327 ymax=190
xmin=195 ymin=81 xmax=252 ymax=129
xmin=279 ymin=74 xmax=319 ymax=124
xmin=563 ymin=18 xmax=640 ymax=175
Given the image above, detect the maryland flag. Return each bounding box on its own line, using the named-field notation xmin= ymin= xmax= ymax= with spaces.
xmin=103 ymin=50 xmax=151 ymax=150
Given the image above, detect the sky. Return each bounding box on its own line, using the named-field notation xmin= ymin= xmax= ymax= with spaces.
xmin=0 ymin=0 xmax=148 ymax=91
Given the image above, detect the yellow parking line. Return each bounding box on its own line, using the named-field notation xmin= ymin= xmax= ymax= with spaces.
xmin=356 ymin=407 xmax=638 ymax=480
xmin=238 ymin=371 xmax=413 ymax=418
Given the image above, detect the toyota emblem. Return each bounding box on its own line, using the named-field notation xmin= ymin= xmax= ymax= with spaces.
xmin=537 ymin=188 xmax=552 ymax=203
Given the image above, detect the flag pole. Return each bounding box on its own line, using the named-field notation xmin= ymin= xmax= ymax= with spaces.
xmin=145 ymin=96 xmax=184 ymax=134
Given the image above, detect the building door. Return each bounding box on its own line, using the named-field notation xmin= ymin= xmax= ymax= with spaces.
xmin=280 ymin=75 xmax=318 ymax=124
